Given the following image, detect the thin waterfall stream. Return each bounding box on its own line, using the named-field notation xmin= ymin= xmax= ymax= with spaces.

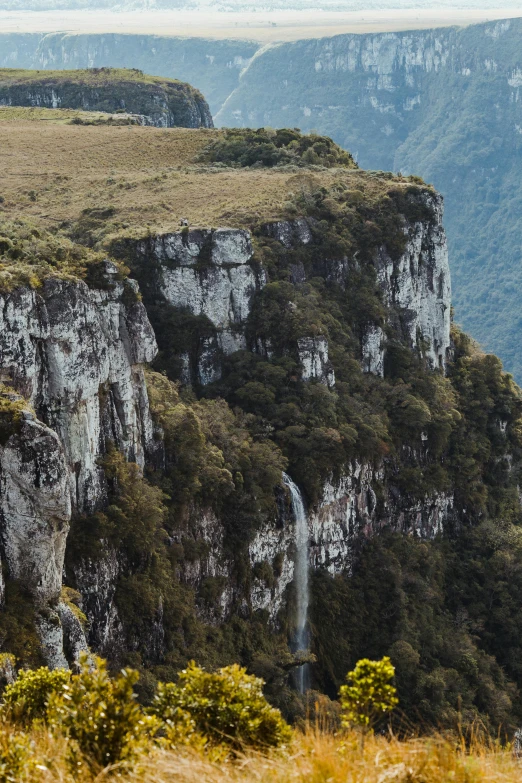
xmin=283 ymin=472 xmax=310 ymax=694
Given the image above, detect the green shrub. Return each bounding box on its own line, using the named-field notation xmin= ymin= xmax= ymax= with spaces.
xmin=199 ymin=127 xmax=357 ymax=169
xmin=339 ymin=657 xmax=398 ymax=735
xmin=47 ymin=654 xmax=154 ymax=773
xmin=149 ymin=661 xmax=292 ymax=754
xmin=2 ymin=667 xmax=70 ymax=724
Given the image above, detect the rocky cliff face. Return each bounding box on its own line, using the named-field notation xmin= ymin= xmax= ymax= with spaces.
xmin=374 ymin=191 xmax=451 ymax=372
xmin=247 ymin=463 xmax=454 ymax=621
xmin=0 ymin=177 xmax=454 ymax=667
xmin=134 ymin=227 xmax=266 ymax=384
xmin=0 ymin=263 xmax=157 ymax=666
xmin=3 ymin=23 xmax=522 ymax=377
xmin=0 ymin=264 xmax=157 ymax=511
xmin=104 ymin=194 xmax=452 ymax=629
xmin=0 ymin=68 xmax=214 ymax=128
xmin=129 ymin=193 xmax=450 ymax=389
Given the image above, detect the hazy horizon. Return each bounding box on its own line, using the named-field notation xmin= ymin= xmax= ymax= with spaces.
xmin=3 ymin=0 xmax=522 ymax=10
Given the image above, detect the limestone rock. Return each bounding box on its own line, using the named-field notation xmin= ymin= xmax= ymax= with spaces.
xmin=0 ymin=273 xmax=157 ymax=510
xmin=0 ymin=416 xmax=70 ymax=605
xmin=262 ymin=218 xmax=314 ymax=248
xmin=361 ymin=325 xmax=385 ymax=377
xmin=375 ymin=191 xmax=451 ymax=370
xmin=298 ymin=336 xmax=335 ymax=387
xmin=138 ymin=228 xmax=264 ymax=384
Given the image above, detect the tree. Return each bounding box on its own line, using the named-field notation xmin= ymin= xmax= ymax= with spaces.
xmin=339 ymin=657 xmax=398 ymax=744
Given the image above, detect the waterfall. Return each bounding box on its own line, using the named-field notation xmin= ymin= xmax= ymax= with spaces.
xmin=283 ymin=472 xmax=310 ymax=694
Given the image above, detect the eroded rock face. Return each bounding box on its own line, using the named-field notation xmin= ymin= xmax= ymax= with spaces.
xmin=0 ymin=267 xmax=157 ymax=510
xmin=0 ymin=407 xmax=89 ymax=667
xmin=259 ymin=209 xmax=450 ymax=376
xmin=137 ymin=228 xmax=265 ymax=384
xmin=298 ymin=337 xmax=335 ymax=387
xmin=262 ymin=218 xmax=314 ymax=248
xmin=0 ymin=75 xmax=214 ymax=129
xmin=361 ymin=325 xmax=385 ymax=377
xmin=247 ymin=464 xmax=454 ymax=620
xmin=375 ymin=192 xmax=451 ymax=370
xmin=71 ymin=547 xmax=125 ymax=661
xmin=0 ymin=414 xmax=70 ymax=605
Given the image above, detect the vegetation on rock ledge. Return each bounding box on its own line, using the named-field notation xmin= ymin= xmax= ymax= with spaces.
xmin=199 ymin=127 xmax=358 ymax=169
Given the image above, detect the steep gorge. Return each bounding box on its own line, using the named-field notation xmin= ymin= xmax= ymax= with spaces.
xmin=0 ymin=124 xmax=520 ymax=728
xmin=3 ymin=21 xmax=522 ymax=378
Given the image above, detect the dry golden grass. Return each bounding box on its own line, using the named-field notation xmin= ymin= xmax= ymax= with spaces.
xmin=0 ymin=116 xmax=407 ymax=244
xmin=0 ymin=106 xmax=142 ymax=124
xmin=26 ymin=727 xmax=522 ymax=783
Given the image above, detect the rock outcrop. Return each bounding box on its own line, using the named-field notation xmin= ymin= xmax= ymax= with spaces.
xmin=0 ymin=265 xmax=157 ymax=511
xmin=0 ymin=262 xmax=157 ymax=665
xmin=298 ymin=337 xmax=335 ymax=387
xmin=0 ymin=409 xmax=70 ymax=606
xmin=376 ymin=192 xmax=451 ymax=370
xmin=245 ymin=463 xmax=453 ymax=620
xmin=0 ymin=67 xmax=214 ymax=128
xmin=135 ymin=228 xmax=266 ymax=384
xmin=0 ymin=395 xmax=89 ymax=667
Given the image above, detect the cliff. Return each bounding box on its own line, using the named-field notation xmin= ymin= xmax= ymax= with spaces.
xmin=213 ymin=19 xmax=522 ymax=381
xmin=0 ymin=67 xmax=214 ymax=127
xmin=0 ymin=117 xmax=520 ymax=729
xmin=6 ymin=21 xmax=517 ymax=375
xmin=0 ymin=242 xmax=158 ymax=664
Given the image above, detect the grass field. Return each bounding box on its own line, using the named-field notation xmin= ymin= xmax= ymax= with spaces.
xmin=0 ymin=114 xmax=406 ymax=243
xmin=9 ymin=726 xmax=522 ymax=783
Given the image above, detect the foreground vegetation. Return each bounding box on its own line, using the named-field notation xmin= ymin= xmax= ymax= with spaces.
xmin=0 ymin=654 xmax=521 ymax=782
xmin=1 ymin=717 xmax=522 ymax=782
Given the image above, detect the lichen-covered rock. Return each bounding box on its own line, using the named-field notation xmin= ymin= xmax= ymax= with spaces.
xmin=36 ymin=611 xmax=69 ymax=670
xmin=57 ymin=601 xmax=89 ymax=664
xmin=262 ymin=218 xmax=314 ymax=248
xmin=361 ymin=325 xmax=385 ymax=377
xmin=298 ymin=336 xmax=335 ymax=387
xmin=137 ymin=228 xmax=265 ymax=384
xmin=0 ymin=415 xmax=70 ymax=605
xmin=149 ymin=228 xmax=253 ymax=267
xmin=71 ymin=547 xmax=125 ymax=660
xmin=0 ymin=408 xmax=87 ymax=668
xmin=375 ymin=192 xmax=451 ymax=369
xmin=0 ymin=269 xmax=157 ymax=510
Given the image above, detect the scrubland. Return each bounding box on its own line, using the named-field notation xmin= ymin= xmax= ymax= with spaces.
xmin=11 ymin=727 xmax=522 ymax=783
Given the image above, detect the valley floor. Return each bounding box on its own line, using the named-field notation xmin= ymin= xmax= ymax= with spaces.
xmin=1 ymin=8 xmax=522 ymax=40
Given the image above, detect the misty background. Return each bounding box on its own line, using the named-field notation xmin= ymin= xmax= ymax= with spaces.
xmin=2 ymin=1 xmax=522 ymax=11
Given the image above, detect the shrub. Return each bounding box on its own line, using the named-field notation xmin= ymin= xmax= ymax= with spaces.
xmin=2 ymin=667 xmax=70 ymax=724
xmin=47 ymin=654 xmax=153 ymax=773
xmin=199 ymin=127 xmax=357 ymax=169
xmin=339 ymin=657 xmax=398 ymax=737
xmin=149 ymin=662 xmax=292 ymax=754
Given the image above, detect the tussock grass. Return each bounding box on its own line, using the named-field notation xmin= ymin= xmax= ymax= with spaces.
xmin=0 ymin=116 xmax=421 ymax=243
xmin=22 ymin=727 xmax=522 ymax=783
